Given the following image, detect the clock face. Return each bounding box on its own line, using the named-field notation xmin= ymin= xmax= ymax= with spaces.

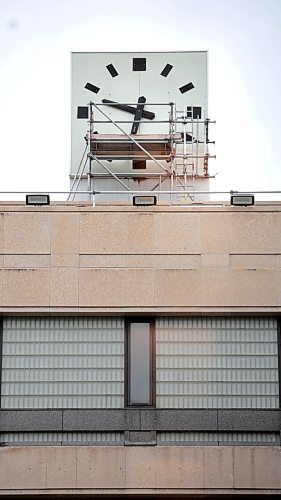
xmin=71 ymin=51 xmax=208 ymax=195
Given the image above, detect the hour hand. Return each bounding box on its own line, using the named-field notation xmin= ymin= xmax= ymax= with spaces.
xmin=131 ymin=96 xmax=146 ymax=134
xmin=101 ymin=98 xmax=155 ymax=120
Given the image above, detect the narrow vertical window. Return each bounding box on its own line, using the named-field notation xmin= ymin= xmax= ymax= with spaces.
xmin=126 ymin=320 xmax=155 ymax=406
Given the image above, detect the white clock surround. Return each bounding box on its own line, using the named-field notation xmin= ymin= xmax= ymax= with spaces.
xmin=70 ymin=51 xmax=212 ymax=203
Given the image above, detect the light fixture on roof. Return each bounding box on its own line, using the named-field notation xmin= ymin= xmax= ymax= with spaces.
xmin=133 ymin=195 xmax=157 ymax=206
xmin=230 ymin=193 xmax=255 ymax=206
xmin=26 ymin=194 xmax=50 ymax=206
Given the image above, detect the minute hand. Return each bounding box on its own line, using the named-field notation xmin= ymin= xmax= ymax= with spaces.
xmin=101 ymin=99 xmax=155 ymax=120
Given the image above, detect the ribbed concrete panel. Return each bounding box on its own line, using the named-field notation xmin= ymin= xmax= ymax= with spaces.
xmin=157 ymin=431 xmax=280 ymax=445
xmin=156 ymin=317 xmax=279 ymax=408
xmin=2 ymin=317 xmax=124 ymax=408
xmin=0 ymin=432 xmax=124 ymax=445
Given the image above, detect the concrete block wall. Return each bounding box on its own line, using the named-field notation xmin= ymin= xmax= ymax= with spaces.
xmin=0 ymin=445 xmax=280 ymax=495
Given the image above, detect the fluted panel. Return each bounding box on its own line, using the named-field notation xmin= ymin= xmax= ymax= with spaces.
xmin=0 ymin=432 xmax=124 ymax=445
xmin=157 ymin=432 xmax=280 ymax=445
xmin=156 ymin=317 xmax=279 ymax=408
xmin=2 ymin=317 xmax=124 ymax=408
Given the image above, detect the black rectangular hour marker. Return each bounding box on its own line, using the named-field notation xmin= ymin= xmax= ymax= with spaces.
xmin=187 ymin=106 xmax=202 ymax=119
xmin=77 ymin=106 xmax=89 ymax=119
xmin=106 ymin=63 xmax=118 ymax=77
xmin=84 ymin=82 xmax=100 ymax=94
xmin=193 ymin=106 xmax=201 ymax=119
xmin=161 ymin=63 xmax=173 ymax=77
xmin=179 ymin=82 xmax=194 ymax=94
xmin=133 ymin=58 xmax=146 ymax=71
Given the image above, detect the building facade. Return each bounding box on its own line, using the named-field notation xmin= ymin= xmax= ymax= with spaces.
xmin=0 ymin=201 xmax=280 ymax=497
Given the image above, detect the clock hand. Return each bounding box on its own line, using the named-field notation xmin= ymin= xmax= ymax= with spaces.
xmin=101 ymin=98 xmax=155 ymax=120
xmin=131 ymin=96 xmax=146 ymax=134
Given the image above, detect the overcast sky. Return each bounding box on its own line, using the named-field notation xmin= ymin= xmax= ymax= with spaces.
xmin=0 ymin=0 xmax=281 ymax=200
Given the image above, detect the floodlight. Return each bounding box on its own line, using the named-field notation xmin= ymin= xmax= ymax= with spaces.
xmin=230 ymin=193 xmax=255 ymax=206
xmin=133 ymin=195 xmax=157 ymax=206
xmin=26 ymin=194 xmax=50 ymax=206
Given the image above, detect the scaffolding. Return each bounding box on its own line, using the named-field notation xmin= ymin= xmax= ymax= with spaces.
xmin=69 ymin=101 xmax=215 ymax=204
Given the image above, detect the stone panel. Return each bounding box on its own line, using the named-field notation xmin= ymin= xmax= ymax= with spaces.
xmin=50 ymin=267 xmax=78 ymax=307
xmin=201 ymin=253 xmax=229 ymax=267
xmin=0 ymin=410 xmax=63 ymax=432
xmin=155 ymin=269 xmax=201 ymax=306
xmin=63 ymin=409 xmax=140 ymax=431
xmin=155 ymin=446 xmax=204 ymax=488
xmin=4 ymin=212 xmax=51 ymax=254
xmin=79 ymin=212 xmax=127 ymax=254
xmin=140 ymin=409 xmax=217 ymax=431
xmin=76 ymin=447 xmax=125 ymax=488
xmin=3 ymin=269 xmax=50 ymax=306
xmin=0 ymin=447 xmax=47 ymax=489
xmin=125 ymin=447 xmax=156 ymax=488
xmin=203 ymin=447 xmax=234 ymax=488
xmin=231 ymin=269 xmax=278 ymax=306
xmin=233 ymin=446 xmax=281 ymax=489
xmin=79 ymin=268 xmax=126 ymax=307
xmin=125 ymin=269 xmax=155 ymax=306
xmin=230 ymin=254 xmax=277 ymax=269
xmin=126 ymin=212 xmax=155 ymax=254
xmin=200 ymin=213 xmax=230 ymax=254
xmin=201 ymin=267 xmax=231 ymax=306
xmin=0 ymin=213 xmax=4 ymax=255
xmin=155 ymin=213 xmax=201 ymax=254
xmin=80 ymin=254 xmax=125 ymax=268
xmin=51 ymin=212 xmax=79 ymax=254
xmin=228 ymin=212 xmax=277 ymax=254
xmin=51 ymin=254 xmax=79 ymax=267
xmin=4 ymin=254 xmax=50 ymax=268
xmin=46 ymin=447 xmax=76 ymax=488
xmin=125 ymin=431 xmax=156 ymax=445
xmin=218 ymin=410 xmax=281 ymax=432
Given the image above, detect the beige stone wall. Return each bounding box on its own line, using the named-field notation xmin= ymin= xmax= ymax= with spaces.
xmin=0 ymin=445 xmax=280 ymax=495
xmin=1 ymin=202 xmax=281 ymax=314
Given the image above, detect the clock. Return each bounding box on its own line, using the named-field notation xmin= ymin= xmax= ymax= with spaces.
xmin=71 ymin=51 xmax=210 ymax=201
